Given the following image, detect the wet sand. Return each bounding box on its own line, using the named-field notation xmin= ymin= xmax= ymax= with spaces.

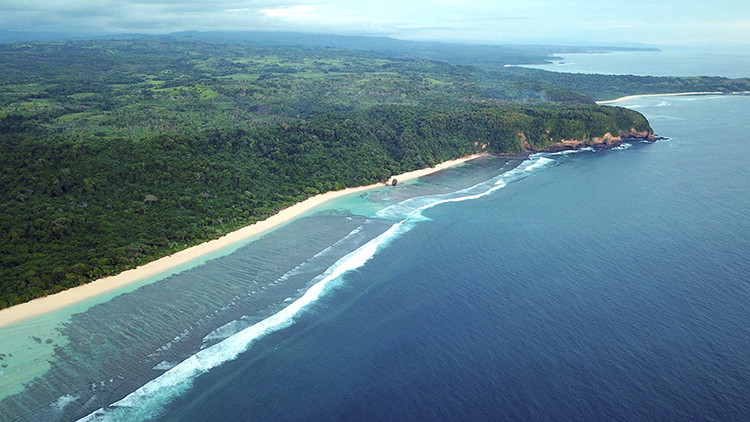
xmin=0 ymin=153 xmax=488 ymax=328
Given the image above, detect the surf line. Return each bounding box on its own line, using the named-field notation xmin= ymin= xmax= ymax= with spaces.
xmin=78 ymin=217 xmax=414 ymax=421
xmin=78 ymin=153 xmax=559 ymax=421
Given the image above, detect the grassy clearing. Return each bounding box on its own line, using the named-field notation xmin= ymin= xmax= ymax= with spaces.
xmin=197 ymin=86 xmax=218 ymax=99
xmin=56 ymin=112 xmax=90 ymax=123
xmin=69 ymin=93 xmax=99 ymax=99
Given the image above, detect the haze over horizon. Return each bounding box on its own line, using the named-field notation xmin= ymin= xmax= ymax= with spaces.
xmin=1 ymin=0 xmax=748 ymax=47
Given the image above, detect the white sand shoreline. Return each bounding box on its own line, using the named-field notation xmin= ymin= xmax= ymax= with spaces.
xmin=0 ymin=153 xmax=488 ymax=328
xmin=596 ymin=91 xmax=750 ymax=104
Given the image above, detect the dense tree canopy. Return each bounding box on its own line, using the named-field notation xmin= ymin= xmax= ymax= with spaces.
xmin=500 ymin=67 xmax=750 ymax=101
xmin=0 ymin=38 xmax=653 ymax=308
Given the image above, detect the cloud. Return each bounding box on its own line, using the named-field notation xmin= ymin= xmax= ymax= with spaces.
xmin=0 ymin=0 xmax=748 ymax=46
xmin=261 ymin=5 xmax=318 ymax=19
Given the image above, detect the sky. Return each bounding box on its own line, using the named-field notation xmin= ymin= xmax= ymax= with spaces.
xmin=1 ymin=0 xmax=749 ymax=47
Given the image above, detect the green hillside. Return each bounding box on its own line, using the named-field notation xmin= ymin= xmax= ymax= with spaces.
xmin=0 ymin=38 xmax=651 ymax=307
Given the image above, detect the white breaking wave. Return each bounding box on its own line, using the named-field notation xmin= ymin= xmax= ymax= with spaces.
xmin=489 ymin=153 xmax=560 ymax=187
xmin=523 ymin=156 xmax=554 ymax=172
xmin=77 ymin=153 xmax=570 ymax=422
xmin=376 ymin=156 xmax=553 ymax=220
xmin=201 ymin=319 xmax=246 ymax=344
xmin=554 ymin=147 xmax=594 ymax=155
xmin=78 ymin=220 xmax=413 ymax=422
xmin=200 ymin=224 xmax=370 ymax=347
xmin=273 ymin=224 xmax=366 ymax=284
xmin=376 ymin=177 xmax=502 ymax=220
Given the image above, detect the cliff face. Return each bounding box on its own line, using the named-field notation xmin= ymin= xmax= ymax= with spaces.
xmin=523 ymin=128 xmax=656 ymax=153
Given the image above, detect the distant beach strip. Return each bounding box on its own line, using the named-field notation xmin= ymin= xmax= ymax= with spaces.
xmin=0 ymin=153 xmax=488 ymax=328
xmin=597 ymin=91 xmax=750 ymax=104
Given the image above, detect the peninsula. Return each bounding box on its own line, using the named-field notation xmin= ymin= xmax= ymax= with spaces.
xmin=0 ymin=36 xmax=661 ymax=312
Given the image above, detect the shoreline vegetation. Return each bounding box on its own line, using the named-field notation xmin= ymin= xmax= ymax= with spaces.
xmin=2 ymin=36 xmax=695 ymax=315
xmin=0 ymin=153 xmax=487 ymax=328
xmin=500 ymin=66 xmax=750 ymax=102
xmin=1 ymin=103 xmax=651 ymax=311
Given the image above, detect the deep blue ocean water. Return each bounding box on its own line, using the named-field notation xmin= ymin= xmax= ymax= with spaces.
xmin=144 ymin=94 xmax=750 ymax=422
xmin=2 ymin=52 xmax=750 ymax=422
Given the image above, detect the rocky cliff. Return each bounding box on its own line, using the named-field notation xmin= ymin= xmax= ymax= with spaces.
xmin=522 ymin=129 xmax=657 ymax=153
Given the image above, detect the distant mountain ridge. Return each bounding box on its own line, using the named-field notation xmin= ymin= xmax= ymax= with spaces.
xmin=0 ymin=28 xmax=658 ymax=68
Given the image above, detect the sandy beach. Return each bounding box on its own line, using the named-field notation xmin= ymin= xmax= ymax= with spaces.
xmin=596 ymin=91 xmax=725 ymax=104
xmin=0 ymin=153 xmax=488 ymax=328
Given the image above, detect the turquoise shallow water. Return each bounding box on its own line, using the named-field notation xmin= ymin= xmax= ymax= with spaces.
xmin=150 ymin=93 xmax=750 ymax=422
xmin=0 ymin=154 xmax=518 ymax=421
xmin=2 ymin=51 xmax=750 ymax=422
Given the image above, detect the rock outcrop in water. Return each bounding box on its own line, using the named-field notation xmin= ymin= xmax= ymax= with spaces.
xmin=521 ymin=128 xmax=657 ymax=153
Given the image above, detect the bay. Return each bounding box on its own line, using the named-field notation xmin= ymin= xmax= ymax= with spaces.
xmin=520 ymin=46 xmax=750 ymax=78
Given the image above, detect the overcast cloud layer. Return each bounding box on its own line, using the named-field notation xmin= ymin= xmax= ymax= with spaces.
xmin=1 ymin=0 xmax=749 ymax=46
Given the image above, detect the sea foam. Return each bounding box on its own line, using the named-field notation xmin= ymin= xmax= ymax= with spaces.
xmin=78 ymin=219 xmax=413 ymax=422
xmin=77 ymin=153 xmax=565 ymax=421
xmin=523 ymin=156 xmax=554 ymax=172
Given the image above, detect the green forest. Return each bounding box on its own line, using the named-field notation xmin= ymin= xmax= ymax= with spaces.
xmin=501 ymin=67 xmax=750 ymax=101
xmin=0 ymin=36 xmax=695 ymax=307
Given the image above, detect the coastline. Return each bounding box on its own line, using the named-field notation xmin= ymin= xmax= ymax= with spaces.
xmin=596 ymin=91 xmax=725 ymax=104
xmin=0 ymin=153 xmax=488 ymax=328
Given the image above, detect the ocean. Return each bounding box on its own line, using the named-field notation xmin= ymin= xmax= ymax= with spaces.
xmin=521 ymin=46 xmax=750 ymax=78
xmin=1 ymin=50 xmax=750 ymax=422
